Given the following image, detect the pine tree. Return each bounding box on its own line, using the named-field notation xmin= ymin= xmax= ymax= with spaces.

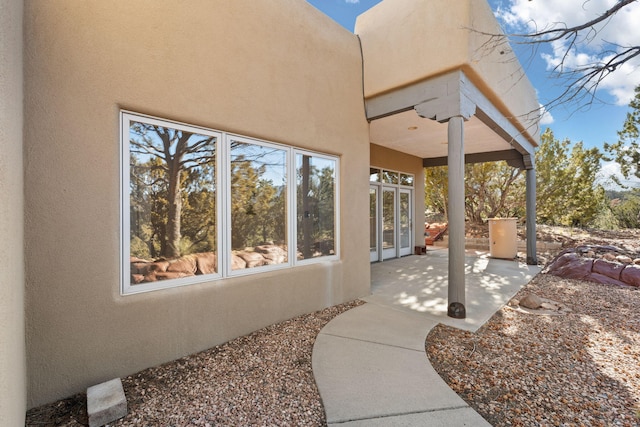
xmin=605 ymin=84 xmax=640 ymax=184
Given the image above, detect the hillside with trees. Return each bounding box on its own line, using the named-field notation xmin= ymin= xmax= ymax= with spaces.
xmin=425 ymin=84 xmax=640 ymax=232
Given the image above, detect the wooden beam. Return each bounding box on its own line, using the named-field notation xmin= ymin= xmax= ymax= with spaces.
xmin=365 ymin=71 xmax=461 ymax=121
xmin=423 ymin=149 xmax=525 ymax=168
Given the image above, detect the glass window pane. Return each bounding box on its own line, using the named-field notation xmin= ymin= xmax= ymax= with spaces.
xmin=382 ymin=189 xmax=395 ymax=249
xmin=382 ymin=170 xmax=399 ymax=184
xmin=128 ymin=120 xmax=217 ymax=285
xmin=400 ymin=173 xmax=414 ymax=186
xmin=297 ymin=154 xmax=337 ymax=259
xmin=400 ymin=192 xmax=411 ymax=247
xmin=370 ymin=188 xmax=377 ymax=252
xmin=230 ymin=141 xmax=287 ymax=270
xmin=370 ymin=168 xmax=381 ymax=182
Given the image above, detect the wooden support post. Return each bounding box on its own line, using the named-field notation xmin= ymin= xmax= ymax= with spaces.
xmin=447 ymin=116 xmax=466 ymax=319
xmin=526 ymin=167 xmax=537 ymax=265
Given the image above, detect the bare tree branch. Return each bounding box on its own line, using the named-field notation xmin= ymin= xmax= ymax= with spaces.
xmin=474 ymin=0 xmax=640 ymax=115
xmin=514 ymin=0 xmax=637 ymax=44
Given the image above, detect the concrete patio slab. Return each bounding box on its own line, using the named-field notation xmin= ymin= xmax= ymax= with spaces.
xmin=367 ymin=249 xmax=541 ymax=332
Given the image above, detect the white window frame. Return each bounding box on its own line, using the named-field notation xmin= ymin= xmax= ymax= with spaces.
xmin=370 ymin=166 xmax=414 ymax=189
xmin=293 ymin=149 xmax=340 ymax=265
xmin=121 ymin=111 xmax=223 ymax=295
xmin=120 ymin=110 xmax=340 ymax=295
xmin=224 ymin=134 xmax=292 ymax=278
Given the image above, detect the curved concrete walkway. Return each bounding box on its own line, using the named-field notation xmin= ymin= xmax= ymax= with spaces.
xmin=312 ymin=252 xmax=540 ymax=425
xmin=312 ymin=302 xmax=491 ymax=426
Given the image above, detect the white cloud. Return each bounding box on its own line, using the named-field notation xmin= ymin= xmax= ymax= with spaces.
xmin=496 ymin=0 xmax=640 ymax=105
xmin=539 ymin=103 xmax=554 ymax=125
xmin=598 ymin=160 xmax=640 ymax=190
xmin=345 ymin=0 xmax=360 ymax=3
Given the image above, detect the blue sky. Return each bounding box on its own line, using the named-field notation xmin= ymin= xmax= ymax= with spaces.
xmin=307 ymin=0 xmax=640 ymax=185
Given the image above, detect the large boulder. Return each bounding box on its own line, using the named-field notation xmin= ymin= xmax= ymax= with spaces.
xmin=231 ymin=254 xmax=247 ymax=270
xmin=546 ymin=252 xmax=593 ymax=281
xmin=237 ymin=251 xmax=266 ymax=268
xmin=154 ymin=271 xmax=195 ymax=280
xmin=130 ymin=258 xmax=169 ymax=275
xmin=621 ymin=264 xmax=640 ymax=287
xmin=254 ymin=245 xmax=287 ymax=264
xmin=195 ymin=252 xmax=217 ymax=275
xmin=592 ymin=259 xmax=624 ymax=281
xmin=167 ymin=255 xmax=197 ymax=274
xmin=545 ymin=245 xmax=639 ymax=288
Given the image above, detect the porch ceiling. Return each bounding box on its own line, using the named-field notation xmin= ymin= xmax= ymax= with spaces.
xmin=369 ymin=109 xmax=511 ymax=160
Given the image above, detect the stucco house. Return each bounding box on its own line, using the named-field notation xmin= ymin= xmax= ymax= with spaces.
xmin=0 ymin=0 xmax=539 ymax=422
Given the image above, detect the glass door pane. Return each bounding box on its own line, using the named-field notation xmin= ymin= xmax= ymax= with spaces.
xmin=399 ymin=189 xmax=412 ymax=256
xmin=369 ymin=186 xmax=379 ymax=262
xmin=382 ymin=187 xmax=396 ymax=259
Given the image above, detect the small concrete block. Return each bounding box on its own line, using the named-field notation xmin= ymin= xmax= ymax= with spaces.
xmin=87 ymin=378 xmax=127 ymax=427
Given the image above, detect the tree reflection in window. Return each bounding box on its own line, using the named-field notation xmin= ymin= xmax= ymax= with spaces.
xmin=297 ymin=154 xmax=336 ymax=259
xmin=230 ymin=141 xmax=287 ymax=270
xmin=129 ymin=121 xmax=217 ymax=284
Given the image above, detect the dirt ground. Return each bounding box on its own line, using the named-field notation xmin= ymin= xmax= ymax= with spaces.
xmin=467 ymin=222 xmax=640 ymax=250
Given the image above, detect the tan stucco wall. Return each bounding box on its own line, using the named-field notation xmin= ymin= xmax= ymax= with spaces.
xmin=370 ymin=144 xmax=426 ymax=248
xmin=466 ymin=0 xmax=540 ymax=142
xmin=355 ymin=0 xmax=539 ymax=144
xmin=0 ymin=0 xmax=26 ymax=423
xmin=24 ymin=0 xmax=370 ymax=406
xmin=356 ymin=0 xmax=470 ymax=94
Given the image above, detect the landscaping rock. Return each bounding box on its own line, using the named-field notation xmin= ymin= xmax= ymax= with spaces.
xmin=255 ymin=244 xmax=287 ymax=264
xmin=87 ymin=378 xmax=127 ymax=427
xmin=236 ymin=251 xmax=266 ymax=268
xmin=592 ymin=259 xmax=624 ymax=280
xmin=519 ymin=293 xmax=543 ymax=309
xmin=540 ymin=302 xmax=559 ymax=311
xmin=231 ymin=254 xmax=247 ymax=270
xmin=621 ymin=264 xmax=640 ymax=287
xmin=167 ymin=255 xmax=197 ymax=274
xmin=616 ymin=255 xmax=633 ymax=263
xmin=130 ymin=244 xmax=288 ymax=282
xmin=195 ymin=252 xmax=217 ymax=275
xmin=545 ymin=245 xmax=640 ymax=288
xmin=548 ymin=253 xmax=593 ymax=280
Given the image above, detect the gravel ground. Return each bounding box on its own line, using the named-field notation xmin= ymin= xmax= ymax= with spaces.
xmin=25 ymin=300 xmax=364 ymax=426
xmin=427 ymin=274 xmax=640 ymax=426
xmin=26 ymin=228 xmax=640 ymax=426
xmin=426 ymin=227 xmax=640 ymax=426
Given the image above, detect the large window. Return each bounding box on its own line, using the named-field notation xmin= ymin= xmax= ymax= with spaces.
xmin=229 ymin=138 xmax=288 ymax=271
xmin=121 ymin=111 xmax=339 ymax=294
xmin=296 ymin=153 xmax=337 ymax=260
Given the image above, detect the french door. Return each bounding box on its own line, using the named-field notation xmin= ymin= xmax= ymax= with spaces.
xmin=369 ymin=184 xmax=413 ymax=262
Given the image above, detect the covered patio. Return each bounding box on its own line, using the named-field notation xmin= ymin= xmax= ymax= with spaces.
xmin=357 ymin=0 xmax=541 ymax=319
xmin=367 ymin=249 xmax=541 ymax=332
